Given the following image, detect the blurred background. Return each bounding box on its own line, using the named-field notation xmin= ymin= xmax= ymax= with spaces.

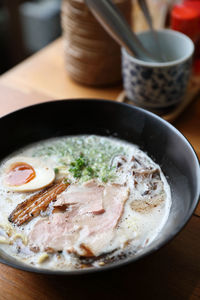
xmin=0 ymin=0 xmax=61 ymax=74
xmin=1 ymin=0 xmax=200 ymax=76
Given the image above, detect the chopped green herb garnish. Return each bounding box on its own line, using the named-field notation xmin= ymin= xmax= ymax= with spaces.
xmin=69 ymin=155 xmax=88 ymax=178
xmin=101 ymin=176 xmax=108 ymax=183
xmin=64 ymin=178 xmax=71 ymax=184
xmin=86 ymin=166 xmax=94 ymax=176
xmin=54 ymin=168 xmax=59 ymax=174
xmin=32 ymin=135 xmax=127 ymax=183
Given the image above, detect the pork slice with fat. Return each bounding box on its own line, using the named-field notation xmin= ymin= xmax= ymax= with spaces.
xmin=29 ymin=208 xmax=81 ymax=252
xmin=29 ymin=181 xmax=129 ymax=257
xmin=54 ymin=180 xmax=105 ymax=215
xmin=76 ymin=184 xmax=130 ymax=256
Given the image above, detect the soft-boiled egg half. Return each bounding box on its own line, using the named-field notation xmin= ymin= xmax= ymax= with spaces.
xmin=3 ymin=156 xmax=55 ymax=192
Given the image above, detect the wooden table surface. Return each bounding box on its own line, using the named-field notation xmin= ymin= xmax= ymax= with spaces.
xmin=0 ymin=38 xmax=199 ymax=300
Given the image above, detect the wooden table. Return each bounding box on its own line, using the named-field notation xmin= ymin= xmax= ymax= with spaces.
xmin=0 ymin=38 xmax=199 ymax=300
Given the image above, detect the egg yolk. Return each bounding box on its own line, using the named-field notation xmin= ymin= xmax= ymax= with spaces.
xmin=6 ymin=162 xmax=36 ymax=186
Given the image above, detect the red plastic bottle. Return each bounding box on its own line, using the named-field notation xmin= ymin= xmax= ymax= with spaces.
xmin=171 ymin=4 xmax=200 ymax=42
xmin=171 ymin=2 xmax=200 ymax=74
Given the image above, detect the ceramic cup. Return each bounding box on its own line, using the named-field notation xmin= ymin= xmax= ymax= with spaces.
xmin=121 ymin=29 xmax=194 ymax=109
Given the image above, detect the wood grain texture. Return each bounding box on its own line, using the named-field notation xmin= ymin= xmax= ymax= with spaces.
xmin=175 ymin=96 xmax=200 ymax=160
xmin=1 ymin=39 xmax=122 ymax=101
xmin=0 ymin=83 xmax=50 ymax=117
xmin=0 ymin=37 xmax=199 ymax=300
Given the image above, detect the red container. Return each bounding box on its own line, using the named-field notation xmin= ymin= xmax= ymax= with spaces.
xmin=171 ymin=2 xmax=200 ymax=74
xmin=171 ymin=4 xmax=200 ymax=42
xmin=183 ymin=1 xmax=200 ymax=60
xmin=183 ymin=0 xmax=200 ymax=15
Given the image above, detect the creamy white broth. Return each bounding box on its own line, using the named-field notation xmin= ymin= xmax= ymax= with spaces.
xmin=0 ymin=135 xmax=171 ymax=270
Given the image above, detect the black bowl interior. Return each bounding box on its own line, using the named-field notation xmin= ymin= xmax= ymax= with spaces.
xmin=0 ymin=99 xmax=199 ymax=275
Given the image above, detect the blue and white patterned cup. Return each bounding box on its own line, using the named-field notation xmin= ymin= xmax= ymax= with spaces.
xmin=122 ymin=29 xmax=194 ymax=109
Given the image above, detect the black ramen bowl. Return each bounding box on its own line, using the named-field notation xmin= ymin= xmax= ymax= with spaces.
xmin=0 ymin=99 xmax=199 ymax=275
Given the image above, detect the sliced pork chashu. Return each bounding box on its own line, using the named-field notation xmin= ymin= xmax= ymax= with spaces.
xmin=29 ymin=181 xmax=129 ymax=257
xmin=54 ymin=180 xmax=105 ymax=215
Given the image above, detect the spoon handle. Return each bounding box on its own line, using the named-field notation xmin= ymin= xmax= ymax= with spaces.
xmin=85 ymin=0 xmax=158 ymax=62
xmin=138 ymin=0 xmax=153 ymax=30
xmin=138 ymin=0 xmax=167 ymax=62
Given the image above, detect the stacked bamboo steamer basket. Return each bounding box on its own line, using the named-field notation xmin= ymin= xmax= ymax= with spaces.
xmin=61 ymin=0 xmax=132 ymax=86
